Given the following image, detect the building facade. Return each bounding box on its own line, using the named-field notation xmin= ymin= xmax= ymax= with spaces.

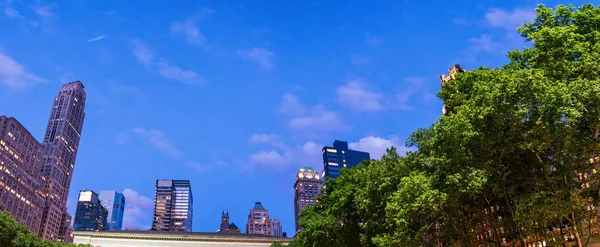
xmin=246 ymin=202 xmax=282 ymax=237
xmin=152 ymin=179 xmax=193 ymax=232
xmin=0 ymin=116 xmax=46 ymax=234
xmin=39 ymin=81 xmax=87 ymax=241
xmin=219 ymin=210 xmax=241 ymax=233
xmin=57 ymin=212 xmax=74 ymax=243
xmin=73 ymin=231 xmax=292 ymax=247
xmin=321 ymin=140 xmax=370 ymax=180
xmin=293 ymin=166 xmax=321 ymax=233
xmin=99 ymin=190 xmax=126 ymax=231
xmin=73 ymin=190 xmax=107 ymax=231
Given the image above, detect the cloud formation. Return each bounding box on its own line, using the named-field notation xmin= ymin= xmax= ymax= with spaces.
xmin=132 ymin=41 xmax=154 ymax=66
xmin=121 ymin=188 xmax=153 ymax=230
xmin=247 ymin=141 xmax=322 ymax=169
xmin=133 ymin=128 xmax=183 ymax=158
xmin=349 ymin=136 xmax=411 ymax=159
xmin=171 ymin=20 xmax=207 ymax=46
xmin=0 ymin=52 xmax=45 ymax=89
xmin=336 ymin=80 xmax=384 ymax=112
xmin=279 ymin=93 xmax=348 ymax=133
xmin=157 ymin=60 xmax=204 ymax=85
xmin=248 ymin=134 xmax=281 ymax=145
xmin=87 ymin=35 xmax=106 ymax=42
xmin=484 ymin=8 xmax=536 ymax=31
xmin=238 ymin=47 xmax=274 ymax=71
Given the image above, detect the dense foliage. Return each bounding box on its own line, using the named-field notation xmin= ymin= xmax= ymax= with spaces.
xmin=289 ymin=3 xmax=600 ymax=247
xmin=0 ymin=211 xmax=92 ymax=247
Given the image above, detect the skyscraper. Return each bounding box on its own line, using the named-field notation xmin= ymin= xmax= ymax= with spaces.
xmin=73 ymin=190 xmax=107 ymax=231
xmin=0 ymin=116 xmax=46 ymax=234
xmin=98 ymin=190 xmax=126 ymax=231
xmin=321 ymin=140 xmax=370 ymax=180
xmin=39 ymin=81 xmax=86 ymax=241
xmin=152 ymin=179 xmax=193 ymax=232
xmin=293 ymin=167 xmax=321 ymax=233
xmin=246 ymin=202 xmax=282 ymax=236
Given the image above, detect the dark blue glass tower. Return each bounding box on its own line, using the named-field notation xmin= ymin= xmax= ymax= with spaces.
xmin=73 ymin=190 xmax=107 ymax=231
xmin=321 ymin=140 xmax=370 ymax=180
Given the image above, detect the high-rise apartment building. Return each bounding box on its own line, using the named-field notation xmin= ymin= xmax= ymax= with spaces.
xmin=39 ymin=81 xmax=87 ymax=241
xmin=0 ymin=116 xmax=46 ymax=234
xmin=246 ymin=202 xmax=282 ymax=237
xmin=98 ymin=190 xmax=126 ymax=231
xmin=73 ymin=190 xmax=107 ymax=231
xmin=219 ymin=210 xmax=241 ymax=233
xmin=152 ymin=179 xmax=193 ymax=232
xmin=293 ymin=167 xmax=322 ymax=233
xmin=321 ymin=140 xmax=370 ymax=180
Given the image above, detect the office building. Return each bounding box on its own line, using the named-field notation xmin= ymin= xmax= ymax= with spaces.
xmin=246 ymin=202 xmax=282 ymax=237
xmin=219 ymin=210 xmax=241 ymax=233
xmin=0 ymin=116 xmax=46 ymax=234
xmin=321 ymin=140 xmax=370 ymax=180
xmin=99 ymin=190 xmax=126 ymax=231
xmin=152 ymin=179 xmax=193 ymax=232
xmin=39 ymin=81 xmax=87 ymax=241
xmin=57 ymin=212 xmax=74 ymax=243
xmin=293 ymin=167 xmax=321 ymax=233
xmin=73 ymin=190 xmax=107 ymax=231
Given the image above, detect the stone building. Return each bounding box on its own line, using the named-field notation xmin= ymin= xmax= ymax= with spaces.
xmin=73 ymin=231 xmax=292 ymax=246
xmin=218 ymin=210 xmax=241 ymax=234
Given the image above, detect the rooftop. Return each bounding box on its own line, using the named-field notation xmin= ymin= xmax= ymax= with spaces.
xmin=253 ymin=202 xmax=266 ymax=210
xmin=73 ymin=230 xmax=291 ymax=242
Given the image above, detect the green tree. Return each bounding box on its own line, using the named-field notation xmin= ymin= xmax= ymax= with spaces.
xmin=0 ymin=211 xmax=92 ymax=247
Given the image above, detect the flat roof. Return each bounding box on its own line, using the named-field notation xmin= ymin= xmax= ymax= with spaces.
xmin=73 ymin=230 xmax=292 ymax=243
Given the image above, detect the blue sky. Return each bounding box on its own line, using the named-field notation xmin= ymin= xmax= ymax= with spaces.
xmin=0 ymin=0 xmax=589 ymax=235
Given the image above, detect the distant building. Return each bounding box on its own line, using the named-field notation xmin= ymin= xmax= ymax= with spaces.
xmin=73 ymin=190 xmax=107 ymax=231
xmin=99 ymin=190 xmax=126 ymax=231
xmin=294 ymin=166 xmax=322 ymax=233
xmin=322 ymin=140 xmax=370 ymax=180
xmin=57 ymin=212 xmax=74 ymax=243
xmin=39 ymin=81 xmax=87 ymax=241
xmin=246 ymin=202 xmax=282 ymax=237
xmin=219 ymin=210 xmax=241 ymax=234
xmin=152 ymin=179 xmax=193 ymax=232
xmin=0 ymin=116 xmax=46 ymax=234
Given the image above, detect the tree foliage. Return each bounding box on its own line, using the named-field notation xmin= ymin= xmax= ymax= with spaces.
xmin=0 ymin=211 xmax=92 ymax=247
xmin=293 ymin=3 xmax=600 ymax=247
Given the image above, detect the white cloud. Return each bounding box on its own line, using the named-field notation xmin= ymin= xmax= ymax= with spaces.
xmin=279 ymin=93 xmax=347 ymax=133
xmin=336 ymin=80 xmax=384 ymax=112
xmin=133 ymin=128 xmax=183 ymax=157
xmin=157 ymin=60 xmax=204 ymax=85
xmin=186 ymin=161 xmax=215 ymax=173
xmin=350 ymin=136 xmax=410 ymax=159
xmin=132 ymin=41 xmax=154 ymax=66
xmin=0 ymin=52 xmax=45 ymax=89
xmin=121 ymin=188 xmax=153 ymax=230
xmin=170 ymin=20 xmax=207 ymax=46
xmin=238 ymin=47 xmax=274 ymax=71
xmin=484 ymin=8 xmax=535 ymax=31
xmin=247 ymin=141 xmax=322 ymax=169
xmin=115 ymin=133 xmax=129 ymax=144
xmin=87 ymin=35 xmax=106 ymax=42
xmin=249 ymin=151 xmax=285 ymax=166
xmin=248 ymin=134 xmax=280 ymax=145
xmin=33 ymin=2 xmax=56 ymax=21
xmin=469 ymin=34 xmax=504 ymax=53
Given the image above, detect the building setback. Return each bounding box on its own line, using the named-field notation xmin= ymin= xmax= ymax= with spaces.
xmin=0 ymin=116 xmax=46 ymax=234
xmin=246 ymin=202 xmax=283 ymax=237
xmin=99 ymin=190 xmax=126 ymax=231
xmin=39 ymin=81 xmax=87 ymax=241
xmin=293 ymin=167 xmax=322 ymax=234
xmin=321 ymin=140 xmax=370 ymax=180
xmin=73 ymin=190 xmax=107 ymax=231
xmin=152 ymin=179 xmax=193 ymax=232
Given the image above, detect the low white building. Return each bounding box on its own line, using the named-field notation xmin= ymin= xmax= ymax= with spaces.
xmin=73 ymin=231 xmax=291 ymax=247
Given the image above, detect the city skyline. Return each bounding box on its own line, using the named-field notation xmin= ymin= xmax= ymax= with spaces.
xmin=0 ymin=0 xmax=574 ymax=235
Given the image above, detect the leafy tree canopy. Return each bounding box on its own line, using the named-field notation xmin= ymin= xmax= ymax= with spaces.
xmin=0 ymin=211 xmax=92 ymax=247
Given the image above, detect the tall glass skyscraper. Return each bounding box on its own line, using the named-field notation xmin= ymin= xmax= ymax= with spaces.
xmin=152 ymin=179 xmax=193 ymax=232
xmin=98 ymin=191 xmax=126 ymax=231
xmin=321 ymin=140 xmax=370 ymax=180
xmin=39 ymin=81 xmax=86 ymax=241
xmin=73 ymin=190 xmax=107 ymax=231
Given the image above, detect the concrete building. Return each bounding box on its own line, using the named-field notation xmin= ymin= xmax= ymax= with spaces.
xmin=73 ymin=190 xmax=107 ymax=231
xmin=39 ymin=81 xmax=87 ymax=241
xmin=321 ymin=140 xmax=370 ymax=180
xmin=219 ymin=210 xmax=241 ymax=234
xmin=0 ymin=116 xmax=46 ymax=234
xmin=152 ymin=179 xmax=193 ymax=232
xmin=73 ymin=231 xmax=292 ymax=246
xmin=293 ymin=166 xmax=321 ymax=233
xmin=99 ymin=190 xmax=126 ymax=231
xmin=246 ymin=202 xmax=282 ymax=237
xmin=57 ymin=212 xmax=74 ymax=243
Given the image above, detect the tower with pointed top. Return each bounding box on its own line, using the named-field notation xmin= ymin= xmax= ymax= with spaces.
xmin=220 ymin=210 xmax=230 ymax=232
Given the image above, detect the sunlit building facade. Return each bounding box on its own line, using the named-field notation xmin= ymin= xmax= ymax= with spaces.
xmin=99 ymin=190 xmax=126 ymax=231
xmin=73 ymin=190 xmax=107 ymax=231
xmin=39 ymin=81 xmax=87 ymax=241
xmin=321 ymin=140 xmax=370 ymax=180
xmin=0 ymin=116 xmax=46 ymax=234
xmin=152 ymin=179 xmax=193 ymax=232
xmin=294 ymin=166 xmax=321 ymax=233
xmin=246 ymin=202 xmax=282 ymax=237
